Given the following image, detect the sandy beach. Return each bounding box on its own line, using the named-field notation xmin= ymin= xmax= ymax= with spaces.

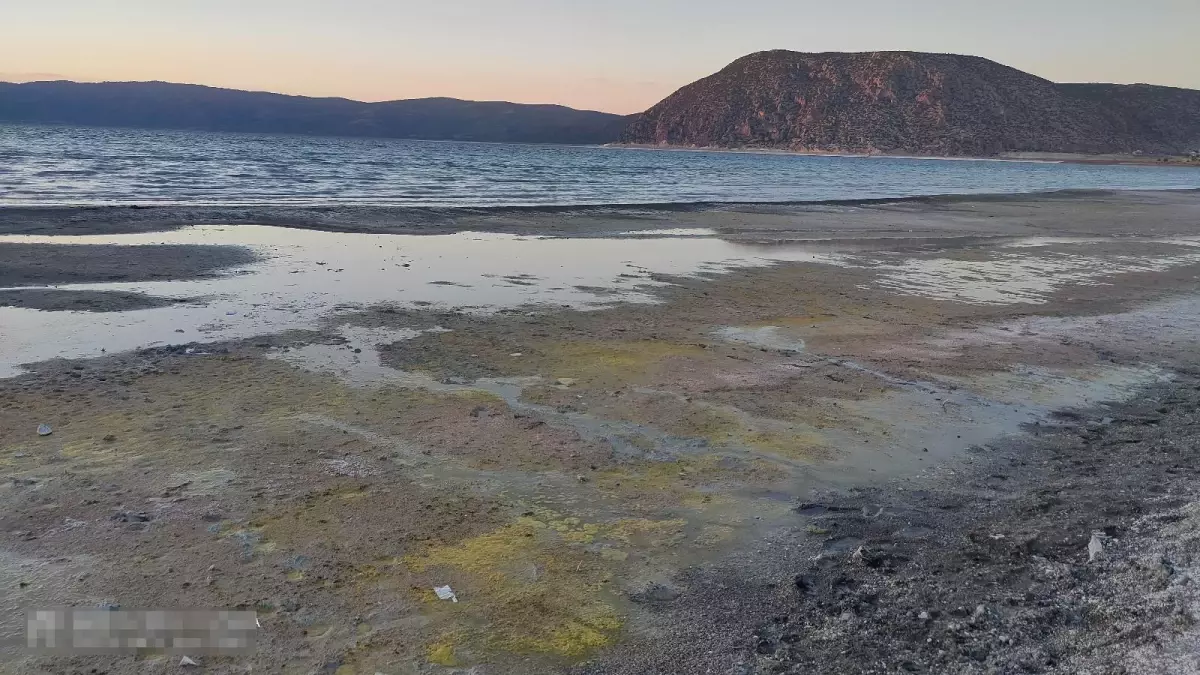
xmin=2 ymin=189 xmax=1200 ymax=674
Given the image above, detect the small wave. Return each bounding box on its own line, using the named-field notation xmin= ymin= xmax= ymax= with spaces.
xmin=34 ymin=170 xmax=99 ymax=177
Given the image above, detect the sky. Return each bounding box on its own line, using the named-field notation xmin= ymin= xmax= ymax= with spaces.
xmin=2 ymin=1 xmax=1197 ymax=114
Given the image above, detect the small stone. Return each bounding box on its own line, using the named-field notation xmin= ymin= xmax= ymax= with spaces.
xmin=918 ymin=611 xmax=931 ymax=621
xmin=36 ymin=424 xmax=53 ymax=436
xmin=1088 ymin=532 xmax=1105 ymax=562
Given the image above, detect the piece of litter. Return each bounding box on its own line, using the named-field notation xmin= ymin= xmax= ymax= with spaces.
xmin=1088 ymin=532 xmax=1104 ymax=562
xmin=180 ymin=656 xmax=199 ymax=667
xmin=225 ymin=311 xmax=238 ymax=316
xmin=434 ymin=585 xmax=458 ymax=602
xmin=509 ymin=353 xmax=523 ymax=357
xmin=850 ymin=546 xmax=866 ymax=563
xmin=36 ymin=424 xmax=52 ymax=437
xmin=989 ymin=533 xmax=1006 ymax=540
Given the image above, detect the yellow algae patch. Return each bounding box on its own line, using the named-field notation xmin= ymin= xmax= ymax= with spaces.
xmin=540 ymin=341 xmax=709 ymax=387
xmin=450 ymin=389 xmax=506 ymax=404
xmin=736 ymin=428 xmax=831 ymax=460
xmin=398 ymin=508 xmax=708 ymax=660
xmin=585 ymin=393 xmax=828 ymax=463
xmin=426 ymin=636 xmax=460 ymax=666
xmin=605 ymin=518 xmax=687 ymax=547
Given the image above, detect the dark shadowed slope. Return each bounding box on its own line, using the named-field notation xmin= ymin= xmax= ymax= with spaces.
xmin=0 ymin=81 xmax=629 ymax=144
xmin=621 ymin=51 xmax=1200 ymax=156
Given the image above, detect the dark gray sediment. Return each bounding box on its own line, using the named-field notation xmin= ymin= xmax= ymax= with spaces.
xmin=0 ymin=289 xmax=196 ymax=312
xmin=577 ymin=371 xmax=1200 ymax=675
xmin=0 ymin=243 xmax=256 ymax=286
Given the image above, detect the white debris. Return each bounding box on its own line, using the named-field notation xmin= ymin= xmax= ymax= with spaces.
xmin=850 ymin=546 xmax=866 ymax=564
xmin=36 ymin=424 xmax=53 ymax=436
xmin=1088 ymin=532 xmax=1105 ymax=562
xmin=434 ymin=585 xmax=458 ymax=602
xmin=180 ymin=656 xmax=199 ymax=667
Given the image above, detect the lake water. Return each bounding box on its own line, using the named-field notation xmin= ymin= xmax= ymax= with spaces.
xmin=1 ymin=123 xmax=1199 ymax=207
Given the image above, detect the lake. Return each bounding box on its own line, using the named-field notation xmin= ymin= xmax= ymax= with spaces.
xmin=1 ymin=123 xmax=1198 ymax=207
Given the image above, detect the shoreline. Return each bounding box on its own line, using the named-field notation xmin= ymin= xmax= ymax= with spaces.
xmin=0 ymin=188 xmax=1197 ymax=238
xmin=607 ymin=142 xmax=1200 ymax=168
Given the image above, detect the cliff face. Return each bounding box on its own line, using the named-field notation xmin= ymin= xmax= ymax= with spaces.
xmin=621 ymin=51 xmax=1200 ymax=156
xmin=0 ymin=81 xmax=629 ymax=145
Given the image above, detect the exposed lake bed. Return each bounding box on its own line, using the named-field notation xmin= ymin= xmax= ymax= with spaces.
xmin=3 ymin=190 xmax=1200 ymax=674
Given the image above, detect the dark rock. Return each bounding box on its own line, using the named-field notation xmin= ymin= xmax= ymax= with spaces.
xmin=622 ymin=51 xmax=1200 ymax=156
xmin=111 ymin=510 xmax=152 ymax=523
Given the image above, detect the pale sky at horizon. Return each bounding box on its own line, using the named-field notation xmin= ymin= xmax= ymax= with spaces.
xmin=2 ymin=1 xmax=1196 ymax=114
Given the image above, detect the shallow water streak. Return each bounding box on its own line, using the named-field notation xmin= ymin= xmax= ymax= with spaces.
xmin=0 ymin=225 xmax=840 ymax=376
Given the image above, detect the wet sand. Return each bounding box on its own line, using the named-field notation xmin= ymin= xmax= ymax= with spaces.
xmin=1 ymin=188 xmax=1197 ymax=238
xmin=2 ymin=190 xmax=1200 ymax=674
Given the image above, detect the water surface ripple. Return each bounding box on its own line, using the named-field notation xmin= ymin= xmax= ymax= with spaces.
xmin=2 ymin=124 xmax=1199 ymax=207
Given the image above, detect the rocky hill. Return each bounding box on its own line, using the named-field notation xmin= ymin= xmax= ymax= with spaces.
xmin=620 ymin=51 xmax=1200 ymax=156
xmin=0 ymin=81 xmax=628 ymax=145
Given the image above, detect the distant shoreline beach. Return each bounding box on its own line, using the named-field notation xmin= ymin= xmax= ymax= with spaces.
xmin=604 ymin=142 xmax=1200 ymax=168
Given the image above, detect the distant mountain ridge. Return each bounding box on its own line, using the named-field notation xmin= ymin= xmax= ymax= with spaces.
xmin=5 ymin=54 xmax=1199 ymax=156
xmin=620 ymin=51 xmax=1200 ymax=156
xmin=0 ymin=80 xmax=628 ymax=144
